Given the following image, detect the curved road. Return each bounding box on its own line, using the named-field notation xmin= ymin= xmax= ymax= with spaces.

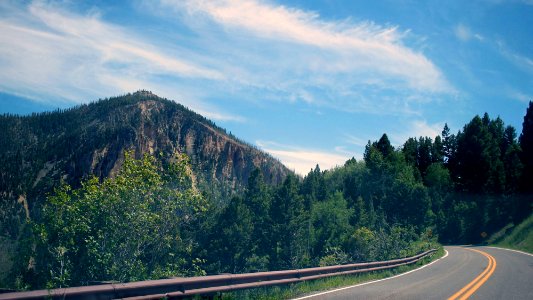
xmin=293 ymin=246 xmax=533 ymax=300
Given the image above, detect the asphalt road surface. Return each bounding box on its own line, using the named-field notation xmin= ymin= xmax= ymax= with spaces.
xmin=293 ymin=246 xmax=533 ymax=300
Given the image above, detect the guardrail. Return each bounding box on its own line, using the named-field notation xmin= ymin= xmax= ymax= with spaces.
xmin=0 ymin=249 xmax=437 ymax=300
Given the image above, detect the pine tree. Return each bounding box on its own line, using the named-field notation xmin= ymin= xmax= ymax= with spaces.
xmin=214 ymin=196 xmax=254 ymax=273
xmin=244 ymin=169 xmax=272 ymax=262
xmin=519 ymin=101 xmax=533 ymax=193
xmin=270 ymin=174 xmax=306 ymax=269
xmin=375 ymin=134 xmax=394 ymax=158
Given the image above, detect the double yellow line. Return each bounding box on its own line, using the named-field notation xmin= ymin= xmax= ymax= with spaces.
xmin=448 ymin=248 xmax=497 ymax=300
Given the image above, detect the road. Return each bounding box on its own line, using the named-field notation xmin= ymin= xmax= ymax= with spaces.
xmin=293 ymin=246 xmax=533 ymax=300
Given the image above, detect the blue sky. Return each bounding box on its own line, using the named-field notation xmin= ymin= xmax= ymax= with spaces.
xmin=1 ymin=0 xmax=532 ymax=175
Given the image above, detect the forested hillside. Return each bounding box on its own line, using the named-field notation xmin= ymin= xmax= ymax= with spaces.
xmin=0 ymin=91 xmax=289 ymax=239
xmin=0 ymin=91 xmax=290 ymax=287
xmin=1 ymin=95 xmax=531 ymax=290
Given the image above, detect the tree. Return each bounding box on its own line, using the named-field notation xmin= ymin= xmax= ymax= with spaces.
xmin=301 ymin=164 xmax=326 ymax=209
xmin=212 ymin=196 xmax=254 ymax=273
xmin=454 ymin=115 xmax=501 ymax=193
xmin=385 ymin=165 xmax=432 ymax=229
xmin=310 ymin=191 xmax=353 ymax=258
xmin=270 ymin=174 xmax=307 ymax=269
xmin=441 ymin=123 xmax=456 ymax=167
xmin=520 ymin=101 xmax=533 ymax=193
xmin=432 ymin=136 xmax=444 ymax=164
xmin=243 ymin=169 xmax=272 ymax=264
xmin=375 ymin=134 xmax=394 ymax=158
xmin=402 ymin=138 xmax=419 ymax=168
xmin=502 ymin=126 xmax=522 ymax=194
xmin=25 ymin=152 xmax=206 ymax=288
xmin=417 ymin=137 xmax=434 ymax=176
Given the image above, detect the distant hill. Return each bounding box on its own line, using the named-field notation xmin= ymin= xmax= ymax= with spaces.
xmin=0 ymin=91 xmax=290 ymax=239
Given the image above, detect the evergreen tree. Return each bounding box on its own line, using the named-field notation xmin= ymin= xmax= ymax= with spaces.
xmin=270 ymin=174 xmax=307 ymax=269
xmin=454 ymin=115 xmax=496 ymax=193
xmin=417 ymin=137 xmax=434 ymax=176
xmin=402 ymin=138 xmax=418 ymax=168
xmin=441 ymin=123 xmax=456 ymax=167
xmin=502 ymin=126 xmax=522 ymax=194
xmin=432 ymin=136 xmax=445 ymax=164
xmin=300 ymin=164 xmax=326 ymax=208
xmin=214 ymin=196 xmax=254 ymax=273
xmin=243 ymin=169 xmax=272 ymax=264
xmin=519 ymin=101 xmax=533 ymax=193
xmin=375 ymin=134 xmax=394 ymax=158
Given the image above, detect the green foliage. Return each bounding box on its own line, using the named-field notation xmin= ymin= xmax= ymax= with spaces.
xmin=311 ymin=191 xmax=353 ymax=258
xmin=220 ymin=248 xmax=444 ymax=300
xmin=18 ymin=151 xmax=206 ymax=288
xmin=207 ymin=169 xmax=275 ymax=274
xmin=318 ymin=247 xmax=350 ymax=266
xmin=211 ymin=196 xmax=255 ymax=273
xmin=519 ymin=101 xmax=533 ymax=197
xmin=491 ymin=213 xmax=533 ymax=254
xmin=271 ymin=174 xmax=307 ymax=269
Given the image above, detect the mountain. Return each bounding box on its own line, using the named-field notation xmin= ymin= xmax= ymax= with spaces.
xmin=0 ymin=91 xmax=290 ymax=239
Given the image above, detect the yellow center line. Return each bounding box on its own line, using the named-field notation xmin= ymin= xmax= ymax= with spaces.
xmin=448 ymin=248 xmax=497 ymax=300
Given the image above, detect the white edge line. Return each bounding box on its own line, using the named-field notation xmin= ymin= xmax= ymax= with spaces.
xmin=291 ymin=250 xmax=450 ymax=300
xmin=485 ymin=246 xmax=533 ymax=257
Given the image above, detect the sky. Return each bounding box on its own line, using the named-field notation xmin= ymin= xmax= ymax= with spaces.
xmin=1 ymin=0 xmax=532 ymax=175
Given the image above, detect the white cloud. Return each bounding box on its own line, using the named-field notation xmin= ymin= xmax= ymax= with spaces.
xmin=391 ymin=120 xmax=444 ymax=146
xmin=410 ymin=120 xmax=443 ymax=139
xmin=175 ymin=0 xmax=450 ymax=92
xmin=509 ymin=90 xmax=532 ymax=103
xmin=0 ymin=1 xmax=244 ymax=121
xmin=257 ymin=141 xmax=349 ymax=175
xmin=344 ymin=134 xmax=369 ymax=147
xmin=454 ymin=24 xmax=484 ymax=42
xmin=0 ymin=0 xmax=454 ymax=121
xmin=497 ymin=41 xmax=533 ymax=74
xmin=196 ymin=109 xmax=247 ymax=122
xmin=156 ymin=0 xmax=453 ymax=115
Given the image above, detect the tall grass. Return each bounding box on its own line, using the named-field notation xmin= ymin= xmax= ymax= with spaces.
xmin=490 ymin=214 xmax=533 ymax=254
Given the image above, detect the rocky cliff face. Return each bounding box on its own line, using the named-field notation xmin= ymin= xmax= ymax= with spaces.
xmin=0 ymin=91 xmax=290 ymax=238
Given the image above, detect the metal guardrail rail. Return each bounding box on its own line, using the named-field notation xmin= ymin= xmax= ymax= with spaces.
xmin=0 ymin=249 xmax=437 ymax=300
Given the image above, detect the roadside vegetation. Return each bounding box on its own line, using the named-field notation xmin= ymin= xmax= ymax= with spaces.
xmin=220 ymin=247 xmax=445 ymax=300
xmin=487 ymin=213 xmax=533 ymax=254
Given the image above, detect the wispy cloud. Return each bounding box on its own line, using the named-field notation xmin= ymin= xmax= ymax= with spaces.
xmin=197 ymin=109 xmax=247 ymax=122
xmin=0 ymin=1 xmax=244 ymax=121
xmin=483 ymin=0 xmax=533 ymax=5
xmin=157 ymin=0 xmax=453 ymax=114
xmin=257 ymin=140 xmax=349 ymax=175
xmin=391 ymin=120 xmax=444 ymax=146
xmin=0 ymin=0 xmax=454 ymax=120
xmin=454 ymin=24 xmax=484 ymax=42
xmin=496 ymin=40 xmax=533 ymax=74
xmin=410 ymin=120 xmax=444 ymax=139
xmin=508 ymin=90 xmax=532 ymax=103
xmin=344 ymin=134 xmax=369 ymax=147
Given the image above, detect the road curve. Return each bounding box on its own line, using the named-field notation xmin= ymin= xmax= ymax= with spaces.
xmin=292 ymin=246 xmax=533 ymax=300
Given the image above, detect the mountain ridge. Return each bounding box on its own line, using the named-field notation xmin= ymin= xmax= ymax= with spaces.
xmin=0 ymin=91 xmax=290 ymax=239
